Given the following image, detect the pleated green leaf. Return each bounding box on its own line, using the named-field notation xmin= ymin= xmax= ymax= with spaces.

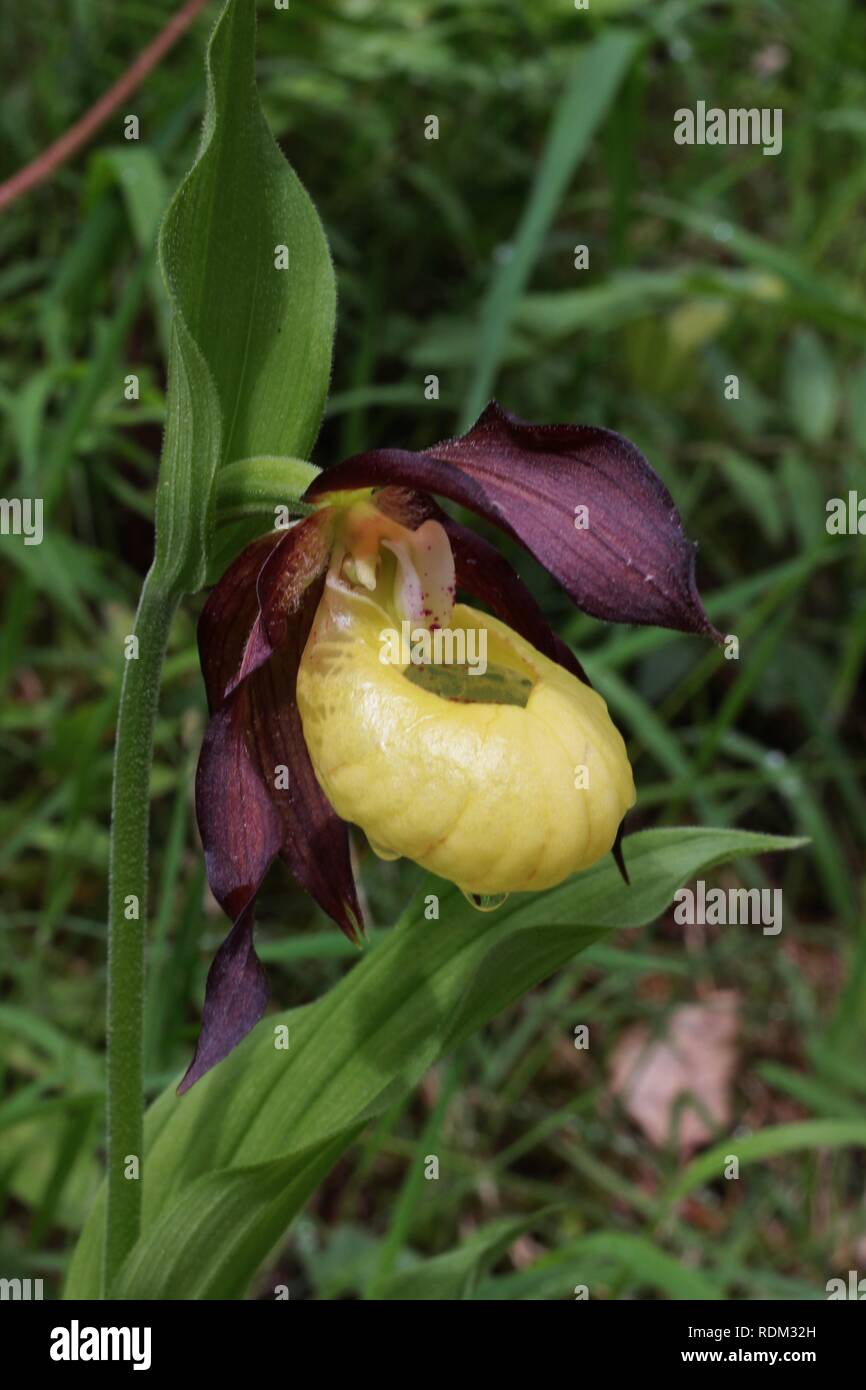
xmin=66 ymin=828 xmax=804 ymax=1300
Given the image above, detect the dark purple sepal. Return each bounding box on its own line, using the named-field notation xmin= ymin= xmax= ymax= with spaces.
xmin=198 ymin=530 xmax=284 ymax=714
xmin=177 ymin=903 xmax=268 ymax=1094
xmin=186 ymin=511 xmax=362 ymax=1091
xmin=305 ymin=403 xmax=721 ymax=643
xmin=242 ymin=574 xmax=364 ymax=942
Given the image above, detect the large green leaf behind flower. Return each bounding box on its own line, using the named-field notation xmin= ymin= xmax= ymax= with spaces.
xmin=151 ymin=0 xmax=335 ymax=596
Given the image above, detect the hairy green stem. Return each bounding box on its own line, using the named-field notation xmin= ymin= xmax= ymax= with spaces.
xmin=103 ymin=572 xmax=179 ymax=1295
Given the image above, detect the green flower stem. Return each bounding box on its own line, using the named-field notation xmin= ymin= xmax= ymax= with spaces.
xmin=103 ymin=571 xmax=179 ymax=1295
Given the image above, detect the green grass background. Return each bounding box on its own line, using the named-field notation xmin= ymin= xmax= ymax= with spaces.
xmin=1 ymin=0 xmax=864 ymax=1299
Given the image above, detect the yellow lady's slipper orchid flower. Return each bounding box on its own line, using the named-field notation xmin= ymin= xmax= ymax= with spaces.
xmin=297 ymin=507 xmax=635 ymax=898
xmin=183 ymin=403 xmax=718 ymax=1090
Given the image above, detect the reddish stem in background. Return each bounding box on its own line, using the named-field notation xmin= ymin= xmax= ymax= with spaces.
xmin=0 ymin=0 xmax=210 ymax=214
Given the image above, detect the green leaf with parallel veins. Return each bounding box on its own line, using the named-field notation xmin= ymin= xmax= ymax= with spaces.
xmin=66 ymin=828 xmax=804 ymax=1300
xmin=378 ymin=1213 xmax=552 ymax=1300
xmin=475 ymin=1232 xmax=721 ymax=1301
xmin=151 ymin=0 xmax=335 ymax=596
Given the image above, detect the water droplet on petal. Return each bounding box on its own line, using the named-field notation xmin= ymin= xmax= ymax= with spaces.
xmin=461 ymin=890 xmax=509 ymax=913
xmin=369 ymin=839 xmax=400 ymax=862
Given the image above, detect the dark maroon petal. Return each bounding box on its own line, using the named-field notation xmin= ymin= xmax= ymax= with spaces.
xmin=184 ymin=690 xmax=280 ymax=1093
xmin=197 ymin=572 xmax=362 ymax=942
xmin=199 ymin=510 xmax=337 ymax=714
xmin=177 ymin=904 xmax=267 ymax=1095
xmin=187 ymin=512 xmax=361 ymax=1090
xmin=305 ymin=402 xmax=720 ymax=642
xmin=370 ymin=485 xmax=435 ymax=532
xmin=196 ymin=690 xmax=285 ymax=925
xmin=198 ymin=531 xmax=284 ymax=714
xmin=255 ymin=509 xmax=335 ymax=650
xmin=243 ymin=574 xmax=363 ymax=941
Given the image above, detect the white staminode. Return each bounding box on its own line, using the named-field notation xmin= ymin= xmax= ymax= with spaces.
xmin=381 ymin=518 xmax=456 ymax=629
xmin=335 ymin=505 xmax=456 ymax=630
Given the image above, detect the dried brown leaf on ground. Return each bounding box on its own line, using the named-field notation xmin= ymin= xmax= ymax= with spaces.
xmin=609 ymin=991 xmax=739 ymax=1155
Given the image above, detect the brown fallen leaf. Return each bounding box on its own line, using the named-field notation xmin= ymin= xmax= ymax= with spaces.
xmin=609 ymin=991 xmax=739 ymax=1155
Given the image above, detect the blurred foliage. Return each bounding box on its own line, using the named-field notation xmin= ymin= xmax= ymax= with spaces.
xmin=1 ymin=0 xmax=865 ymax=1299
